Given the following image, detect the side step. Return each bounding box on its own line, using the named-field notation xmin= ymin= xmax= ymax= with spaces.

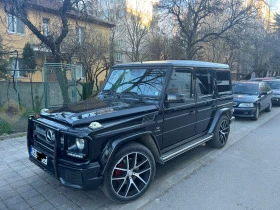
xmin=161 ymin=133 xmax=214 ymax=162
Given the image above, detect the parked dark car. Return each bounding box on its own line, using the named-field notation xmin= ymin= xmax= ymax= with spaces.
xmin=27 ymin=60 xmax=234 ymax=202
xmin=232 ymin=81 xmax=273 ymax=120
xmin=264 ymin=80 xmax=280 ymax=105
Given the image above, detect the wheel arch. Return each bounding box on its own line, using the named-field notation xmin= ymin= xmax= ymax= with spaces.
xmin=208 ymin=108 xmax=231 ymax=135
xmin=99 ymin=131 xmax=161 ymax=175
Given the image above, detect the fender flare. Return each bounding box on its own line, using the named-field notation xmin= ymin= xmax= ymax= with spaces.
xmin=208 ymin=108 xmax=231 ymax=134
xmin=99 ymin=130 xmax=160 ymax=175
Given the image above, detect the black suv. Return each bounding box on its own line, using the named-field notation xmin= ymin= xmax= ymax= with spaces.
xmin=27 ymin=60 xmax=234 ymax=202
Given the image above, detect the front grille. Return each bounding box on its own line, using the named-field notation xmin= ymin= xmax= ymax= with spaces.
xmin=34 ymin=123 xmax=55 ymax=154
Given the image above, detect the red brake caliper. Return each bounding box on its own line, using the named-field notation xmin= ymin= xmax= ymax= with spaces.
xmin=114 ymin=163 xmax=124 ymax=178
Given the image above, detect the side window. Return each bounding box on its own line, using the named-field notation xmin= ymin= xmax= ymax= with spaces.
xmin=216 ymin=70 xmax=231 ymax=94
xmin=167 ymin=69 xmax=194 ymax=106
xmin=195 ymin=68 xmax=214 ymax=97
xmin=263 ymin=83 xmax=271 ymax=92
xmin=260 ymin=83 xmax=266 ymax=93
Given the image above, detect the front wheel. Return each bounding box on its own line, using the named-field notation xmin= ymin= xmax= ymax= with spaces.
xmin=207 ymin=115 xmax=230 ymax=148
xmin=252 ymin=105 xmax=259 ymax=121
xmin=103 ymin=142 xmax=156 ymax=202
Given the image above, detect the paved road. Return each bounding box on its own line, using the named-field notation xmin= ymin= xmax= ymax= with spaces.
xmin=143 ymin=110 xmax=280 ymax=210
xmin=1 ymin=107 xmax=280 ymax=210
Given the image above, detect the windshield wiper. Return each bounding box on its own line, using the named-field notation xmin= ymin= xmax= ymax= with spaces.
xmin=101 ymin=89 xmax=116 ymax=94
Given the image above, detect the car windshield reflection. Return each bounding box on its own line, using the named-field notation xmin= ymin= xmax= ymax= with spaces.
xmin=232 ymin=83 xmax=259 ymax=95
xmin=103 ymin=68 xmax=167 ymax=98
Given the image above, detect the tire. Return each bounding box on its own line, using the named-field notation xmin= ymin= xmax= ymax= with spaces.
xmin=265 ymin=101 xmax=272 ymax=112
xmin=207 ymin=115 xmax=230 ymax=148
xmin=252 ymin=105 xmax=259 ymax=121
xmin=102 ymin=142 xmax=156 ymax=203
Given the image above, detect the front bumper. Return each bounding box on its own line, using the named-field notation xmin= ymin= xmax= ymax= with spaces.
xmin=29 ymin=146 xmax=103 ymax=190
xmin=233 ymin=107 xmax=256 ymax=118
xmin=272 ymin=97 xmax=280 ymax=105
xmin=27 ymin=117 xmax=103 ymax=190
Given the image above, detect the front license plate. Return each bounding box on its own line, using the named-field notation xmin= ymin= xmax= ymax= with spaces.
xmin=30 ymin=147 xmax=48 ymax=165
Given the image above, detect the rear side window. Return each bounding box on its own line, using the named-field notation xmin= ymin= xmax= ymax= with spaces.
xmin=216 ymin=70 xmax=231 ymax=93
xmin=195 ymin=68 xmax=214 ymax=96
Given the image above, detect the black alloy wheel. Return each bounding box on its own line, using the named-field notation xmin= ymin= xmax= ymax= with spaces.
xmin=103 ymin=142 xmax=155 ymax=202
xmin=207 ymin=115 xmax=230 ymax=148
xmin=265 ymin=101 xmax=272 ymax=112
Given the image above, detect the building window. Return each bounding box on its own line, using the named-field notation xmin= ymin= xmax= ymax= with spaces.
xmin=43 ymin=18 xmax=50 ymax=36
xmin=8 ymin=14 xmax=25 ymax=34
xmin=76 ymin=26 xmax=85 ymax=44
xmin=116 ymin=53 xmax=122 ymax=61
xmin=116 ymin=39 xmax=123 ymax=47
xmin=10 ymin=58 xmax=24 ymax=77
xmin=76 ymin=64 xmax=85 ymax=79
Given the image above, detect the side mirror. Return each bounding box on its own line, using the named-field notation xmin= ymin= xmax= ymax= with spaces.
xmin=166 ymin=93 xmax=184 ymax=103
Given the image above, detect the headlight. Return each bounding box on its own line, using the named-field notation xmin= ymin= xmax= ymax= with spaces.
xmin=76 ymin=138 xmax=85 ymax=150
xmin=238 ymin=103 xmax=254 ymax=108
xmin=67 ymin=137 xmax=88 ymax=159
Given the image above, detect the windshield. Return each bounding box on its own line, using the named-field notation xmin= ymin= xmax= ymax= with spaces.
xmin=266 ymin=81 xmax=280 ymax=89
xmin=232 ymin=83 xmax=259 ymax=95
xmin=102 ymin=68 xmax=167 ymax=98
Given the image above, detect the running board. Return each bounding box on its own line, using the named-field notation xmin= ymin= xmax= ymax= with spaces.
xmin=161 ymin=133 xmax=214 ymax=162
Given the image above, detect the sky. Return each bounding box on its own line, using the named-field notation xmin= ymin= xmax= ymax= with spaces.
xmin=268 ymin=0 xmax=280 ymax=14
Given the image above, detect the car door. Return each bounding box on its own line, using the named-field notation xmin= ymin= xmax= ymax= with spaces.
xmin=259 ymin=82 xmax=271 ymax=111
xmin=162 ymin=68 xmax=196 ymax=148
xmin=195 ymin=68 xmax=216 ymax=135
xmin=262 ymin=82 xmax=273 ymax=109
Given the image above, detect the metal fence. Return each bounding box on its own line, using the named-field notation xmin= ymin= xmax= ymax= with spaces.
xmin=0 ymin=64 xmax=83 ymax=134
xmin=44 ymin=63 xmax=81 ymax=108
xmin=0 ymin=69 xmax=44 ymax=134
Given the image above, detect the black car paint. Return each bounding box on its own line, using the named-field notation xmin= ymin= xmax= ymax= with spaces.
xmin=27 ymin=60 xmax=234 ymax=191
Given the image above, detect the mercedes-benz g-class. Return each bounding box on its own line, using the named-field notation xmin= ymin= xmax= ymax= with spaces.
xmin=27 ymin=60 xmax=234 ymax=202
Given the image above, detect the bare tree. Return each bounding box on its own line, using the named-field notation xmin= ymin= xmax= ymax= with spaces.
xmin=269 ymin=13 xmax=280 ymax=76
xmin=2 ymin=0 xmax=87 ymax=105
xmin=62 ymin=28 xmax=110 ymax=96
xmin=159 ymin=0 xmax=252 ymax=60
xmin=0 ymin=36 xmax=9 ymax=79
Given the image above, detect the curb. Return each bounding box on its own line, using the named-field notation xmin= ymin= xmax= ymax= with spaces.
xmin=0 ymin=132 xmax=26 ymax=140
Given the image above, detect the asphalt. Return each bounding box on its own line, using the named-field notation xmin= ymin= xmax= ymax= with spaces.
xmin=1 ymin=107 xmax=280 ymax=210
xmin=143 ymin=109 xmax=280 ymax=210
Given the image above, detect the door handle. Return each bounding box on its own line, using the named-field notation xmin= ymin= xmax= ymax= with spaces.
xmin=188 ymin=110 xmax=196 ymax=115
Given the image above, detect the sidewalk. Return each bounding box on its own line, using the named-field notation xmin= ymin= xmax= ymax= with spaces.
xmin=1 ymin=107 xmax=280 ymax=210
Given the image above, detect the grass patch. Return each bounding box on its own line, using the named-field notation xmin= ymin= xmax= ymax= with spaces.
xmin=0 ymin=121 xmax=13 ymax=135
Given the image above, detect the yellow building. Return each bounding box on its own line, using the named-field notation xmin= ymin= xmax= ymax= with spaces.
xmin=0 ymin=0 xmax=114 ymax=83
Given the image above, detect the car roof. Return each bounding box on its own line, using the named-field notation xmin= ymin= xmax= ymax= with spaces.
xmin=233 ymin=81 xmax=261 ymax=85
xmin=263 ymin=79 xmax=280 ymax=82
xmin=113 ymin=60 xmax=229 ymax=69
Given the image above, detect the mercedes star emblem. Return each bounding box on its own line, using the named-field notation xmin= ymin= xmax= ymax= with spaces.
xmin=46 ymin=129 xmax=55 ymax=143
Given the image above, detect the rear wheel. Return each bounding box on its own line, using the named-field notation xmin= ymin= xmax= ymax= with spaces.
xmin=252 ymin=105 xmax=259 ymax=121
xmin=103 ymin=142 xmax=156 ymax=202
xmin=207 ymin=115 xmax=230 ymax=148
xmin=265 ymin=101 xmax=272 ymax=112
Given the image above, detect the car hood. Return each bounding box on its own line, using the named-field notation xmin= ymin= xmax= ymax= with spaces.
xmin=272 ymin=89 xmax=280 ymax=95
xmin=40 ymin=97 xmax=159 ymax=126
xmin=233 ymin=94 xmax=259 ymax=103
